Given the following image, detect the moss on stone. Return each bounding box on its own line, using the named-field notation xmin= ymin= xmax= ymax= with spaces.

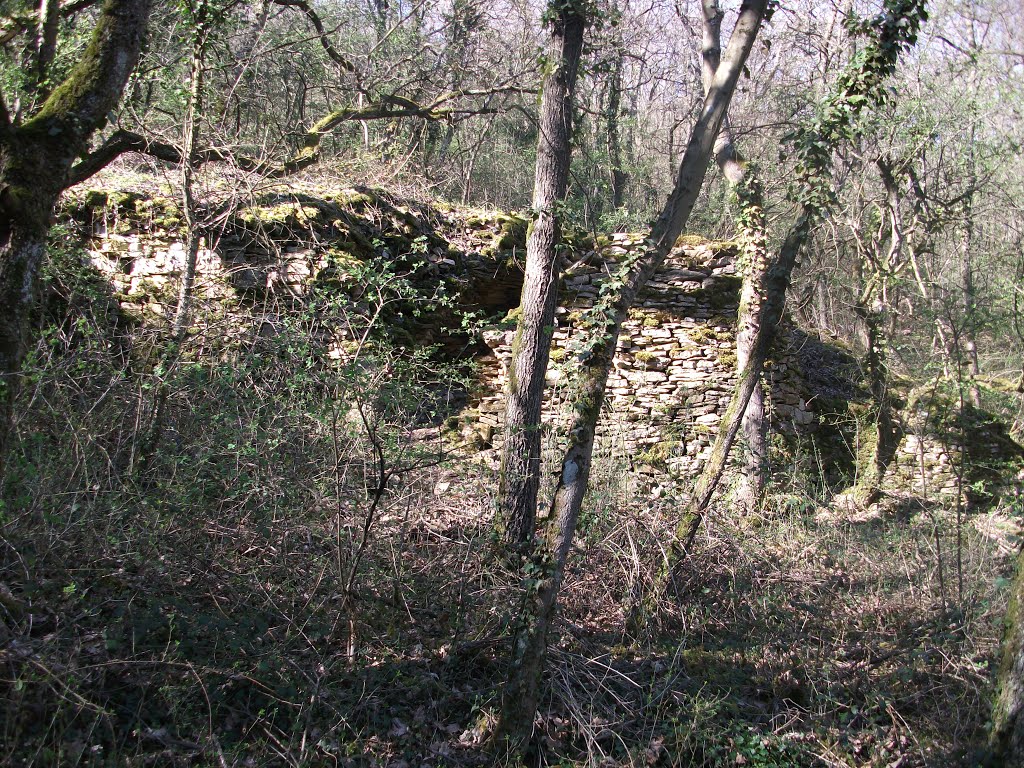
xmin=674 ymin=234 xmax=709 ymax=247
xmin=236 ymin=203 xmax=323 ymax=228
xmin=336 ymin=190 xmax=377 ymax=208
xmin=637 ymin=439 xmax=677 ymax=470
xmin=628 ymin=309 xmax=674 ymax=328
xmin=688 ymin=324 xmax=733 ymax=345
xmin=134 ymin=196 xmax=182 ymax=229
xmin=491 ymin=214 xmax=529 ymax=253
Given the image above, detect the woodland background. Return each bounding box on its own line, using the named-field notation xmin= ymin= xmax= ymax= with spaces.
xmin=1 ymin=0 xmax=1024 ymax=765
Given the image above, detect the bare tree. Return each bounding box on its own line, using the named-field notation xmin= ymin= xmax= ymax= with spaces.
xmin=496 ymin=0 xmax=587 ymax=551
xmin=493 ymin=0 xmax=769 ymax=752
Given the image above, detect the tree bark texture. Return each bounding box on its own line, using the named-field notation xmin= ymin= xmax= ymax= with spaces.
xmin=0 ymin=0 xmax=151 ymax=470
xmin=494 ymin=0 xmax=768 ymax=749
xmin=990 ymin=545 xmax=1024 ymax=765
xmin=701 ymin=0 xmax=767 ymax=512
xmin=658 ymin=216 xmax=810 ymax=594
xmin=496 ymin=6 xmax=585 ymax=551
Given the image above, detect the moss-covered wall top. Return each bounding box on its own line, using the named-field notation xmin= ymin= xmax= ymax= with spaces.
xmin=67 ymin=185 xmax=1024 ymax=503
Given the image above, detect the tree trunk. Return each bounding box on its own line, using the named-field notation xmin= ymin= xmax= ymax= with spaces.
xmin=496 ymin=5 xmax=585 ymax=551
xmin=847 ymin=158 xmax=906 ymax=506
xmin=32 ymin=0 xmax=61 ymax=100
xmin=990 ymin=545 xmax=1024 ymax=764
xmin=493 ymin=0 xmax=768 ymax=749
xmin=853 ymin=275 xmax=900 ymax=505
xmin=961 ymin=129 xmax=982 ymax=408
xmin=172 ymin=20 xmax=208 ymax=340
xmin=0 ymin=0 xmax=152 ymax=474
xmin=701 ymin=0 xmax=768 ymax=513
xmin=655 ymin=217 xmax=809 ymax=598
xmin=0 ymin=212 xmax=49 ymax=463
xmin=606 ymin=47 xmax=627 ymax=211
xmin=714 ymin=175 xmax=770 ymax=516
xmin=962 ymin=238 xmax=982 ymax=408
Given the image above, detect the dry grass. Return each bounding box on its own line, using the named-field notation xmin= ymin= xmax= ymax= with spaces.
xmin=0 ymin=213 xmax=1017 ymax=767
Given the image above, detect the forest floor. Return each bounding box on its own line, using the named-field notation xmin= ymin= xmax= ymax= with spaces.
xmin=0 ymin=441 xmax=1016 ymax=767
xmin=1 ymin=176 xmax=1021 ymax=766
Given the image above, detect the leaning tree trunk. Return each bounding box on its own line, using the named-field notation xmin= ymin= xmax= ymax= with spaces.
xmin=701 ymin=0 xmax=768 ymax=513
xmin=990 ymin=544 xmax=1024 ymax=764
xmin=654 ymin=216 xmax=809 ymax=600
xmin=496 ymin=5 xmax=586 ymax=551
xmin=0 ymin=0 xmax=152 ymax=476
xmin=853 ymin=273 xmax=900 ymax=506
xmin=493 ymin=0 xmax=769 ymax=751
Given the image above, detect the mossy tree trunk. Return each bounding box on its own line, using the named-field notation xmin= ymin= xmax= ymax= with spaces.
xmin=701 ymin=0 xmax=768 ymax=514
xmin=990 ymin=545 xmax=1024 ymax=764
xmin=850 ymin=158 xmax=905 ymax=505
xmin=493 ymin=0 xmax=769 ymax=751
xmin=496 ymin=3 xmax=586 ymax=551
xmin=0 ymin=0 xmax=152 ymax=474
xmin=657 ymin=217 xmax=809 ymax=595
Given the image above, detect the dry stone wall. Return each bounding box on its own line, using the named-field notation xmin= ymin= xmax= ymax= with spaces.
xmin=470 ymin=233 xmax=815 ymax=479
xmin=71 ymin=187 xmax=1021 ymax=502
xmin=884 ymin=396 xmax=1024 ymax=504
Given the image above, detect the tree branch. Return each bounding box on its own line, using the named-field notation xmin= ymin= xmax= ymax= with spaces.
xmin=67 ymin=130 xmax=183 ymax=186
xmin=24 ymin=0 xmax=152 ymax=191
xmin=270 ymin=0 xmax=358 ymax=76
xmin=66 ymin=94 xmax=504 ymax=186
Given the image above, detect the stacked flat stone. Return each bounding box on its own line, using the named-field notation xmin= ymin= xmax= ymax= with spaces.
xmin=476 ymin=234 xmax=813 ymax=479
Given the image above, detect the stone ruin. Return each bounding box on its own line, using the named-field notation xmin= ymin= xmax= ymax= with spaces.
xmin=71 ymin=186 xmax=1023 ymax=504
xmin=471 ymin=233 xmax=816 ymax=481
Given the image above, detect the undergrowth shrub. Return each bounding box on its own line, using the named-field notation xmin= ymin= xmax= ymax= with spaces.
xmin=0 ymin=224 xmax=483 ymax=762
